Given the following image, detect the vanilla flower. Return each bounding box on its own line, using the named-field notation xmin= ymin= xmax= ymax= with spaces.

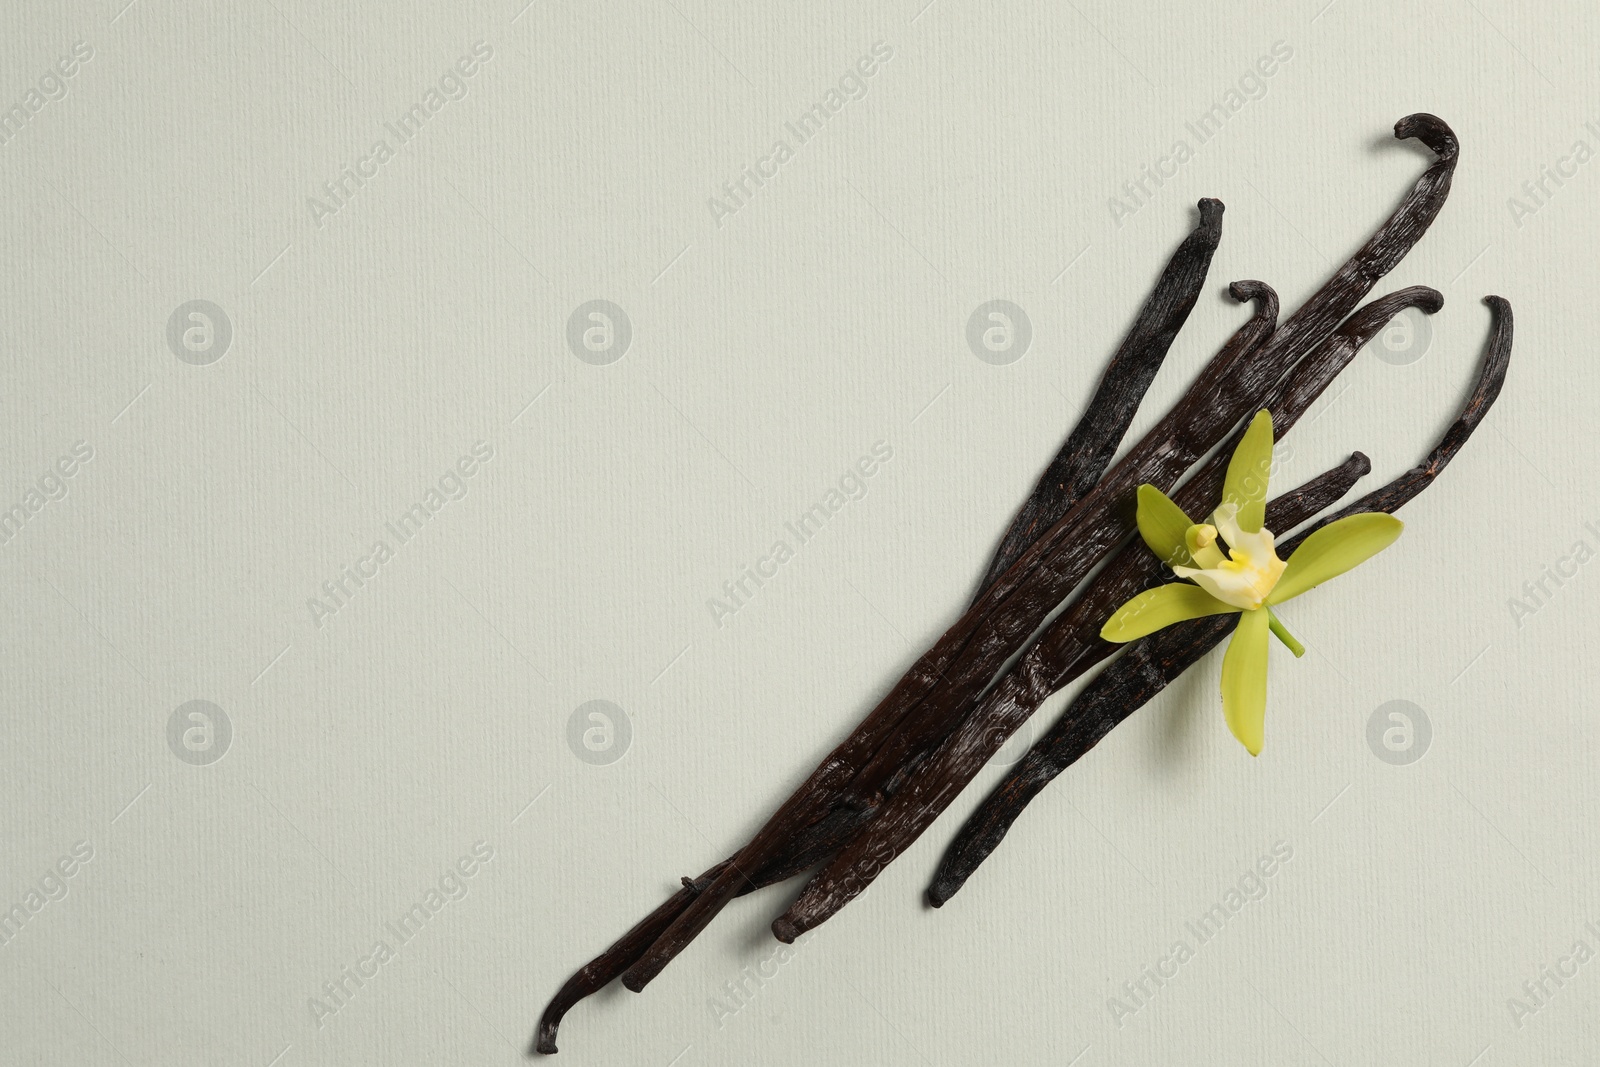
xmin=1101 ymin=411 xmax=1403 ymax=756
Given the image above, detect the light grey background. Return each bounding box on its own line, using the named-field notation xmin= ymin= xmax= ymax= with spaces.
xmin=0 ymin=0 xmax=1593 ymax=1064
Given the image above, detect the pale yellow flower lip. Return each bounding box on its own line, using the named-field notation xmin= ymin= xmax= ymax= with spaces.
xmin=1172 ymin=503 xmax=1286 ymax=611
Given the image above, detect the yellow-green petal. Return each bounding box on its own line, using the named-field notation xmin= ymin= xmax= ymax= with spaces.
xmin=1100 ymin=583 xmax=1238 ymax=643
xmin=1221 ymin=606 xmax=1271 ymax=756
xmin=1135 ymin=484 xmax=1195 ymax=568
xmin=1267 ymin=513 xmax=1404 ymax=606
xmin=1221 ymin=409 xmax=1273 ymax=534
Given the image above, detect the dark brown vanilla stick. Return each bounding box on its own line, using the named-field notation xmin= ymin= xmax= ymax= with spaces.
xmin=769 ymin=463 xmax=1367 ymax=938
xmin=614 ymin=281 xmax=1284 ymax=989
xmin=926 ymin=296 xmax=1513 ymax=907
xmin=534 ymin=863 xmax=728 ymax=1054
xmin=837 ymin=280 xmax=1282 ymax=799
xmin=540 ymin=281 xmax=1499 ymax=1047
xmin=537 ymin=273 xmax=1273 ymax=1049
xmin=820 ymin=286 xmax=1438 ymax=808
xmin=755 ymin=458 xmax=1369 ymax=941
xmin=532 ymin=444 xmax=1355 ymax=1054
xmin=534 ymin=281 xmax=1273 ymax=1053
xmin=535 ymin=821 xmax=844 ymax=1053
xmin=974 ymin=199 xmax=1225 ymax=599
xmin=769 ymin=285 xmax=1441 ymax=940
xmin=620 ymin=115 xmax=1457 ymax=994
xmin=1219 ymin=115 xmax=1457 ymax=393
xmin=766 ymin=455 xmax=1362 ymax=932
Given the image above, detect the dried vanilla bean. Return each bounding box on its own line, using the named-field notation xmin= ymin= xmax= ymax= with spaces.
xmin=769 ymin=457 xmax=1365 ymax=938
xmin=816 ymin=286 xmax=1437 ymax=814
xmin=533 ymin=220 xmax=1248 ymax=1054
xmin=927 ymin=296 xmax=1512 ymax=905
xmin=615 ymin=282 xmax=1301 ymax=991
xmin=532 ymin=257 xmax=1253 ymax=1057
xmin=770 ymin=286 xmax=1442 ymax=940
xmin=540 ymin=115 xmax=1463 ymax=1041
xmin=975 ymin=199 xmax=1226 ymax=597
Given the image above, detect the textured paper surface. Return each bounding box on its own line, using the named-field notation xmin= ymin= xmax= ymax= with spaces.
xmin=1 ymin=1 xmax=1595 ymax=1064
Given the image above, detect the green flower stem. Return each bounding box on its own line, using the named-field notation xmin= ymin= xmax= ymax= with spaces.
xmin=1266 ymin=609 xmax=1305 ymax=658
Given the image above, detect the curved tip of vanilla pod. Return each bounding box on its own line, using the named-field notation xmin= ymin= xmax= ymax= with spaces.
xmin=1411 ymin=287 xmax=1447 ymax=316
xmin=533 ymin=1021 xmax=559 ymax=1056
xmin=770 ymin=916 xmax=801 ymax=944
xmin=1227 ymin=279 xmax=1279 ymax=317
xmin=1394 ymin=113 xmax=1459 ymax=161
xmin=1340 ymin=285 xmax=1444 ymax=341
xmin=1481 ymin=295 xmax=1513 ymax=344
xmin=1478 ymin=296 xmax=1514 ymax=394
xmin=1227 ymin=278 xmax=1269 ymax=302
xmin=1378 ymin=283 xmax=1445 ymax=318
